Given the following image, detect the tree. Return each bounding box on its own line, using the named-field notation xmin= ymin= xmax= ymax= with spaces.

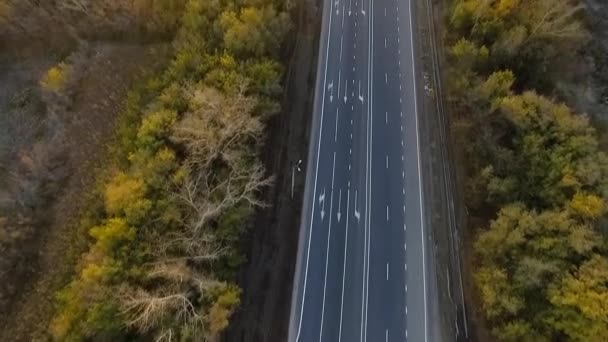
xmin=219 ymin=6 xmax=290 ymax=58
xmin=40 ymin=62 xmax=71 ymax=93
xmin=449 ymin=0 xmax=587 ymax=90
xmin=244 ymin=58 xmax=283 ymax=97
xmin=449 ymin=38 xmax=489 ymax=72
xmin=518 ymin=0 xmax=586 ymax=44
xmin=568 ymin=192 xmax=606 ymax=220
xmin=478 ymin=92 xmax=608 ymax=208
xmin=105 ymin=172 xmax=151 ymax=224
xmin=90 ymin=218 xmax=135 ymax=254
xmin=474 ymin=204 xmax=602 ymax=340
xmin=474 ymin=265 xmax=524 ymax=320
xmin=171 ymin=84 xmax=263 ymax=168
xmin=119 ymin=261 xmax=229 ymax=341
xmin=547 ymin=255 xmax=608 ymax=341
xmin=207 ymin=285 xmax=240 ymax=336
xmin=136 ymin=109 xmax=177 ymax=152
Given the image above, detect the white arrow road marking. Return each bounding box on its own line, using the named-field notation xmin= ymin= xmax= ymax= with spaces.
xmin=338 ymin=71 xmax=341 ymax=99
xmin=344 ymin=81 xmax=348 ymax=103
xmin=358 ymin=80 xmax=364 ymax=103
xmin=319 ymin=152 xmax=337 ymax=340
xmin=319 ymin=189 xmax=326 ymax=220
xmin=337 ymin=189 xmax=342 ymax=222
xmin=354 ymin=190 xmax=361 ymax=222
xmin=349 ymin=0 xmax=352 ymax=15
xmin=328 ymin=81 xmax=334 ymax=102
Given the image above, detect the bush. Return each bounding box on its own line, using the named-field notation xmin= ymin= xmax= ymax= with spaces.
xmin=40 ymin=62 xmax=71 ymax=93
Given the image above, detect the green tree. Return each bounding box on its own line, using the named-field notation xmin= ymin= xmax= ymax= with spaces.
xmin=480 ymin=92 xmax=608 ymax=208
xmin=136 ymin=109 xmax=177 ymax=152
xmin=90 ymin=218 xmax=136 ymax=254
xmin=220 ymin=6 xmax=290 ymax=58
xmin=449 ymin=38 xmax=489 ymax=72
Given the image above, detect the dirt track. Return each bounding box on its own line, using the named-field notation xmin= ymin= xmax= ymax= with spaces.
xmin=223 ymin=0 xmax=321 ymax=340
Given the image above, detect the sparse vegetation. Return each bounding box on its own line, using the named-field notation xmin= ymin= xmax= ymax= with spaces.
xmin=40 ymin=63 xmax=71 ymax=93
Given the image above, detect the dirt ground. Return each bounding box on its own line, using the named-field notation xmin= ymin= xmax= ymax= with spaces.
xmin=222 ymin=0 xmax=321 ymax=341
xmin=0 ymin=43 xmax=167 ymax=341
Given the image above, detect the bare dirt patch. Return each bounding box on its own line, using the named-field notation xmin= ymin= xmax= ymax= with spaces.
xmin=0 ymin=42 xmax=168 ymax=341
xmin=222 ymin=0 xmax=321 ymax=340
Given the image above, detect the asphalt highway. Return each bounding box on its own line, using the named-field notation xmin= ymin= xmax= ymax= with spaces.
xmin=288 ymin=0 xmax=433 ymax=340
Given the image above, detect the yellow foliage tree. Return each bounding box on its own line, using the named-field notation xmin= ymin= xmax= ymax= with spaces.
xmin=105 ymin=172 xmax=151 ymax=223
xmin=90 ymin=218 xmax=136 ymax=253
xmin=40 ymin=62 xmax=71 ymax=93
xmin=568 ymin=192 xmax=605 ymax=220
xmin=548 ymin=255 xmax=608 ymax=341
xmin=207 ymin=285 xmax=241 ymax=336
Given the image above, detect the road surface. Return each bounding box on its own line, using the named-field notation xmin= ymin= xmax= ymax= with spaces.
xmin=288 ymin=0 xmax=438 ymax=340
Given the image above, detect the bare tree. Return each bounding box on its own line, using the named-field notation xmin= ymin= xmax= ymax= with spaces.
xmin=127 ymin=83 xmax=273 ymax=340
xmin=173 ymin=161 xmax=272 ymax=234
xmin=171 ymin=83 xmax=264 ymax=169
xmin=167 ymin=82 xmax=272 ymax=260
xmin=120 ymin=262 xmax=223 ymax=341
xmin=523 ymin=0 xmax=586 ymax=43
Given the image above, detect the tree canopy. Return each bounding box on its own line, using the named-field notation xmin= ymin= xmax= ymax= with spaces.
xmin=49 ymin=0 xmax=288 ymax=340
xmin=446 ymin=0 xmax=608 ymax=340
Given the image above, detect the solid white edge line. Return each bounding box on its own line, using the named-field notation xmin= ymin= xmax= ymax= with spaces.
xmin=295 ymin=0 xmax=333 ymax=339
xmin=408 ymin=0 xmax=428 ymax=341
xmin=365 ymin=0 xmax=374 ymax=338
xmin=361 ymin=0 xmax=373 ymax=338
